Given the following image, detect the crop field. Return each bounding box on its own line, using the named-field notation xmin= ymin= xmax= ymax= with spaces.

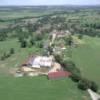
xmin=0 ymin=10 xmax=50 ymax=19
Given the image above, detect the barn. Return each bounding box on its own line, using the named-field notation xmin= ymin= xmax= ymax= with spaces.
xmin=48 ymin=71 xmax=71 ymax=80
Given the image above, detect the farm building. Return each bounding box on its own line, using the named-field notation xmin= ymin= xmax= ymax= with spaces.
xmin=22 ymin=55 xmax=54 ymax=68
xmin=31 ymin=56 xmax=54 ymax=68
xmin=48 ymin=71 xmax=71 ymax=80
xmin=50 ymin=30 xmax=71 ymax=38
xmin=18 ymin=55 xmax=67 ymax=77
xmin=18 ymin=55 xmax=55 ymax=76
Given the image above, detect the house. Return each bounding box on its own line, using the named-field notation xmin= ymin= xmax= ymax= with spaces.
xmin=22 ymin=55 xmax=54 ymax=69
xmin=50 ymin=30 xmax=71 ymax=38
xmin=32 ymin=56 xmax=54 ymax=68
xmin=48 ymin=71 xmax=71 ymax=80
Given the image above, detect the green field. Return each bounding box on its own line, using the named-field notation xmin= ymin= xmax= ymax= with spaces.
xmin=72 ymin=36 xmax=100 ymax=88
xmin=0 ymin=11 xmax=50 ymax=19
xmin=0 ymin=76 xmax=90 ymax=100
xmin=0 ymin=38 xmax=43 ymax=76
xmin=0 ymin=6 xmax=100 ymax=100
xmin=0 ymin=38 xmax=91 ymax=100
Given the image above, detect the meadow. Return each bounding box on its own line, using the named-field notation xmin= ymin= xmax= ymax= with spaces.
xmin=0 ymin=76 xmax=90 ymax=100
xmin=72 ymin=36 xmax=100 ymax=88
xmin=0 ymin=6 xmax=100 ymax=100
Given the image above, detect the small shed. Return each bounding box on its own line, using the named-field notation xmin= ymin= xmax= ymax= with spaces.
xmin=48 ymin=71 xmax=71 ymax=80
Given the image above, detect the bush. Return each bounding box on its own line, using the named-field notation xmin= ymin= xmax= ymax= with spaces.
xmin=90 ymin=81 xmax=98 ymax=92
xmin=62 ymin=60 xmax=81 ymax=76
xmin=38 ymin=42 xmax=43 ymax=48
xmin=0 ymin=55 xmax=5 ymax=61
xmin=20 ymin=40 xmax=27 ymax=48
xmin=78 ymin=78 xmax=92 ymax=90
xmin=0 ymin=52 xmax=11 ymax=61
xmin=35 ymin=34 xmax=43 ymax=41
xmin=10 ymin=48 xmax=15 ymax=54
xmin=54 ymin=54 xmax=63 ymax=64
xmin=70 ymin=74 xmax=81 ymax=82
xmin=1 ymin=52 xmax=7 ymax=60
xmin=30 ymin=38 xmax=35 ymax=46
xmin=78 ymin=34 xmax=83 ymax=39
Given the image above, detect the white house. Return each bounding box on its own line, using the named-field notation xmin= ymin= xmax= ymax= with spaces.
xmin=32 ymin=56 xmax=54 ymax=68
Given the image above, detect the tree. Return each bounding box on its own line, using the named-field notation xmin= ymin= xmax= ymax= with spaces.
xmin=0 ymin=52 xmax=6 ymax=60
xmin=36 ymin=42 xmax=43 ymax=48
xmin=78 ymin=78 xmax=92 ymax=90
xmin=35 ymin=33 xmax=43 ymax=41
xmin=54 ymin=54 xmax=63 ymax=63
xmin=30 ymin=38 xmax=35 ymax=46
xmin=71 ymin=74 xmax=81 ymax=82
xmin=10 ymin=48 xmax=15 ymax=54
xmin=20 ymin=40 xmax=27 ymax=48
xmin=90 ymin=81 xmax=98 ymax=92
xmin=0 ymin=52 xmax=11 ymax=60
xmin=78 ymin=34 xmax=83 ymax=39
xmin=48 ymin=46 xmax=53 ymax=55
xmin=0 ymin=32 xmax=7 ymax=41
xmin=64 ymin=35 xmax=73 ymax=46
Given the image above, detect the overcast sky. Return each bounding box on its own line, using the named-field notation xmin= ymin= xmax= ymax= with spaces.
xmin=0 ymin=0 xmax=100 ymax=6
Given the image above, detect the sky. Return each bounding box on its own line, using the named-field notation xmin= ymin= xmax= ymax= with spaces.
xmin=0 ymin=0 xmax=100 ymax=6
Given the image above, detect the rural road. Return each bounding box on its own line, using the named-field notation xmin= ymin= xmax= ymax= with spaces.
xmin=88 ymin=89 xmax=100 ymax=100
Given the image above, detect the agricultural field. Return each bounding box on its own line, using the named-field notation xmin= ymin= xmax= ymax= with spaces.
xmin=0 ymin=76 xmax=90 ymax=100
xmin=72 ymin=36 xmax=100 ymax=88
xmin=0 ymin=38 xmax=43 ymax=75
xmin=0 ymin=6 xmax=100 ymax=100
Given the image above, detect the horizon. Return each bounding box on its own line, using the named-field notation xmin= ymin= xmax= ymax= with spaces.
xmin=0 ymin=4 xmax=100 ymax=7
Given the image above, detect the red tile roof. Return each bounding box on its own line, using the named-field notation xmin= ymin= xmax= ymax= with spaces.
xmin=48 ymin=71 xmax=71 ymax=79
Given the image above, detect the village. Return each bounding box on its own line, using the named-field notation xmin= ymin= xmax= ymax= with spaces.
xmin=15 ymin=30 xmax=72 ymax=79
xmin=0 ymin=5 xmax=100 ymax=100
xmin=14 ymin=29 xmax=100 ymax=100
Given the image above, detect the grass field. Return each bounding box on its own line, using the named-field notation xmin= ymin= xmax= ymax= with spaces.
xmin=0 ymin=33 xmax=99 ymax=100
xmin=0 ymin=7 xmax=100 ymax=100
xmin=72 ymin=36 xmax=100 ymax=88
xmin=0 ymin=76 xmax=90 ymax=100
xmin=0 ymin=38 xmax=91 ymax=100
xmin=0 ymin=38 xmax=43 ymax=75
xmin=0 ymin=11 xmax=47 ymax=19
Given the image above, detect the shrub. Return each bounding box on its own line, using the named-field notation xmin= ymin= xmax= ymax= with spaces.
xmin=35 ymin=34 xmax=43 ymax=41
xmin=10 ymin=48 xmax=15 ymax=54
xmin=20 ymin=40 xmax=27 ymax=48
xmin=62 ymin=60 xmax=81 ymax=76
xmin=30 ymin=38 xmax=35 ymax=46
xmin=1 ymin=52 xmax=7 ymax=60
xmin=38 ymin=42 xmax=43 ymax=48
xmin=0 ymin=52 xmax=11 ymax=60
xmin=0 ymin=55 xmax=5 ymax=61
xmin=70 ymin=74 xmax=81 ymax=82
xmin=78 ymin=78 xmax=92 ymax=90
xmin=54 ymin=54 xmax=63 ymax=63
xmin=78 ymin=34 xmax=83 ymax=39
xmin=90 ymin=81 xmax=98 ymax=92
